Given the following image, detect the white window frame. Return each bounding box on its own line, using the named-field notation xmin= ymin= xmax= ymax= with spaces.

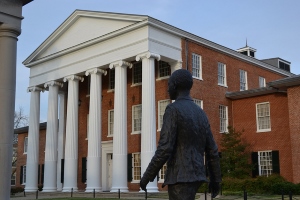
xmin=259 ymin=76 xmax=266 ymax=88
xmin=192 ymin=53 xmax=202 ymax=80
xmin=108 ymin=109 xmax=114 ymax=137
xmin=258 ymin=150 xmax=273 ymax=177
xmin=108 ymin=68 xmax=115 ymax=91
xmin=132 ymin=62 xmax=142 ymax=86
xmin=256 ymin=102 xmax=271 ymax=132
xmin=193 ymin=99 xmax=203 ymax=109
xmin=219 ymin=105 xmax=228 ymax=133
xmin=157 ymin=61 xmax=171 ymax=79
xmin=158 ymin=100 xmax=170 ymax=131
xmin=240 ymin=69 xmax=248 ymax=91
xmin=132 ymin=104 xmax=142 ymax=134
xmin=218 ymin=62 xmax=227 ymax=87
xmin=11 ymin=168 xmax=16 ymax=186
xmin=132 ymin=153 xmax=141 ymax=182
xmin=22 ymin=165 xmax=26 ymax=185
xmin=158 ymin=163 xmax=167 ymax=183
xmin=24 ymin=137 xmax=28 ymax=154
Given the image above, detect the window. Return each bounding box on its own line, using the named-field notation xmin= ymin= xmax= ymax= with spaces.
xmin=193 ymin=99 xmax=203 ymax=109
xmin=252 ymin=150 xmax=279 ymax=177
xmin=192 ymin=53 xmax=202 ymax=79
xmin=259 ymin=77 xmax=266 ymax=88
xmin=258 ymin=151 xmax=272 ymax=176
xmin=24 ymin=137 xmax=28 ymax=153
xmin=240 ymin=70 xmax=248 ymax=91
xmin=133 ymin=62 xmax=142 ymax=85
xmin=158 ymin=61 xmax=171 ymax=78
xmin=86 ymin=114 xmax=89 ymax=139
xmin=11 ymin=170 xmax=16 ymax=186
xmin=219 ymin=105 xmax=228 ymax=133
xmin=132 ymin=105 xmax=142 ymax=134
xmin=109 ymin=69 xmax=115 ymax=90
xmin=158 ymin=163 xmax=167 ymax=182
xmin=22 ymin=165 xmax=26 ymax=184
xmin=218 ymin=62 xmax=226 ymax=86
xmin=256 ymin=102 xmax=271 ymax=132
xmin=158 ymin=100 xmax=170 ymax=130
xmin=132 ymin=153 xmax=141 ymax=181
xmin=279 ymin=61 xmax=290 ymax=72
xmin=108 ymin=110 xmax=114 ymax=137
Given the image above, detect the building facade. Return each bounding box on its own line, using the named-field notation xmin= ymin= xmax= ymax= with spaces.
xmin=16 ymin=10 xmax=298 ymax=192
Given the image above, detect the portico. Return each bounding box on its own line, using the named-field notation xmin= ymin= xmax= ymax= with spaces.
xmin=23 ymin=10 xmax=182 ymax=192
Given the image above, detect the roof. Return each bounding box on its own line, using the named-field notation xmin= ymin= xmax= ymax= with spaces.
xmin=226 ymin=87 xmax=286 ymax=100
xmin=14 ymin=122 xmax=47 ymax=134
xmin=268 ymin=75 xmax=300 ymax=89
xmin=23 ymin=10 xmax=294 ymax=77
xmin=22 ymin=0 xmax=33 ymax=6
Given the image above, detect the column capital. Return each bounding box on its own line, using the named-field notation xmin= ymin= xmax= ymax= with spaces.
xmin=85 ymin=68 xmax=107 ymax=76
xmin=44 ymin=81 xmax=63 ymax=88
xmin=0 ymin=23 xmax=21 ymax=38
xmin=171 ymin=60 xmax=183 ymax=73
xmin=27 ymin=86 xmax=44 ymax=93
xmin=63 ymin=75 xmax=84 ymax=83
xmin=136 ymin=52 xmax=160 ymax=62
xmin=109 ymin=60 xmax=132 ymax=70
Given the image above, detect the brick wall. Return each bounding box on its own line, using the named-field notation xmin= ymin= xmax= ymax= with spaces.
xmin=16 ymin=130 xmax=46 ymax=188
xmin=287 ymin=86 xmax=300 ymax=183
xmin=231 ymin=93 xmax=293 ymax=182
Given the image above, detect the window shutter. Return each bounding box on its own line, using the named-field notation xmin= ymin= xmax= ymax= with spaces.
xmin=20 ymin=166 xmax=23 ymax=184
xmin=41 ymin=164 xmax=44 ymax=184
xmin=251 ymin=152 xmax=259 ymax=177
xmin=38 ymin=164 xmax=40 ymax=184
xmin=61 ymin=159 xmax=64 ymax=183
xmin=82 ymin=157 xmax=87 ymax=183
xmin=272 ymin=151 xmax=280 ymax=174
xmin=127 ymin=154 xmax=132 ymax=182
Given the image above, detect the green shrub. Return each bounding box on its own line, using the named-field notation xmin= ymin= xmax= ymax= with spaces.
xmin=219 ymin=175 xmax=298 ymax=195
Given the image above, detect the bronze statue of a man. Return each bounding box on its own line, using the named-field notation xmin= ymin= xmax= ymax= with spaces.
xmin=140 ymin=69 xmax=221 ymax=199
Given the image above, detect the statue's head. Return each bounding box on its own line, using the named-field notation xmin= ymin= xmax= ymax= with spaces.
xmin=168 ymin=69 xmax=193 ymax=100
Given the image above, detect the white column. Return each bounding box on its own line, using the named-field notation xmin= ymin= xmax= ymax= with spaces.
xmin=0 ymin=24 xmax=21 ymax=198
xmin=25 ymin=86 xmax=43 ymax=192
xmin=136 ymin=52 xmax=160 ymax=193
xmin=57 ymin=92 xmax=66 ymax=191
xmin=171 ymin=60 xmax=182 ymax=73
xmin=62 ymin=75 xmax=84 ymax=192
xmin=85 ymin=68 xmax=107 ymax=192
xmin=109 ymin=61 xmax=132 ymax=192
xmin=43 ymin=81 xmax=63 ymax=192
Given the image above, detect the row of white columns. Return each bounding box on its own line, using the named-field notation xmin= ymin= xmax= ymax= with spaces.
xmin=25 ymin=52 xmax=181 ymax=192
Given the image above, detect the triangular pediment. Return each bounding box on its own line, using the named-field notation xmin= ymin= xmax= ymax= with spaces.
xmin=24 ymin=10 xmax=148 ymax=65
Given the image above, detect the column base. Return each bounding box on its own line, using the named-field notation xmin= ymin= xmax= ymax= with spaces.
xmin=42 ymin=187 xmax=57 ymax=192
xmin=25 ymin=187 xmax=38 ymax=192
xmin=110 ymin=187 xmax=129 ymax=193
xmin=62 ymin=187 xmax=78 ymax=192
xmin=85 ymin=187 xmax=102 ymax=192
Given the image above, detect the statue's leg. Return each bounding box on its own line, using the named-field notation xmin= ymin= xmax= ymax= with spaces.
xmin=168 ymin=182 xmax=202 ymax=200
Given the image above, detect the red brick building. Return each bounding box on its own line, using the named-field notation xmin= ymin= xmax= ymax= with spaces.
xmin=15 ymin=10 xmax=298 ymax=192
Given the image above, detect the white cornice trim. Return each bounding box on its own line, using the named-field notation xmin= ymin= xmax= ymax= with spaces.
xmin=23 ymin=10 xmax=148 ymax=66
xmin=23 ymin=10 xmax=294 ymax=78
xmin=146 ymin=17 xmax=294 ymax=77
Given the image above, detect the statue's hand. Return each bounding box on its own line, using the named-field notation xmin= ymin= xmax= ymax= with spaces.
xmin=140 ymin=176 xmax=150 ymax=191
xmin=209 ymin=182 xmax=220 ymax=198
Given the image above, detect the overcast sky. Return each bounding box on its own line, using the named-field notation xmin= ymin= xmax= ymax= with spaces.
xmin=16 ymin=0 xmax=300 ymax=121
